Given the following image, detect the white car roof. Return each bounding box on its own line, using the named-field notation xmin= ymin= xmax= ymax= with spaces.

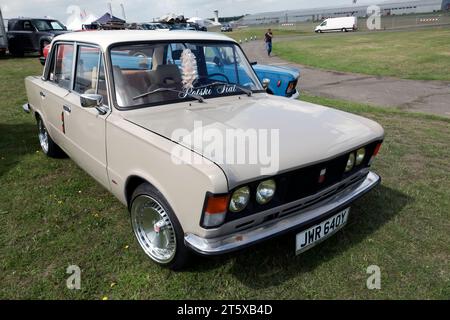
xmin=53 ymin=30 xmax=237 ymax=50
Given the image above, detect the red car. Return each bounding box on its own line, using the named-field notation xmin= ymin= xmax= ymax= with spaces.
xmin=39 ymin=43 xmax=51 ymax=65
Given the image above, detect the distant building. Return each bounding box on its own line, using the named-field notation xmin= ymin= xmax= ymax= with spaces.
xmin=239 ymin=0 xmax=444 ymax=24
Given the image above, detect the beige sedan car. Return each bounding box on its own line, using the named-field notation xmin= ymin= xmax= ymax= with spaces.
xmin=24 ymin=30 xmax=384 ymax=269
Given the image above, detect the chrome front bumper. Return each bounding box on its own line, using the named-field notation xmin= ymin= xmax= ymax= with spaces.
xmin=185 ymin=171 xmax=380 ymax=255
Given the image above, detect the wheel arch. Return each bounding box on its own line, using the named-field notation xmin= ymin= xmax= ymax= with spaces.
xmin=34 ymin=109 xmax=44 ymax=122
xmin=124 ymin=175 xmax=160 ymax=210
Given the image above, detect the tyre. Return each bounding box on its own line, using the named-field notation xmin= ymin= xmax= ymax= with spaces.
xmin=37 ymin=116 xmax=65 ymax=158
xmin=130 ymin=183 xmax=190 ymax=270
xmin=8 ymin=42 xmax=24 ymax=57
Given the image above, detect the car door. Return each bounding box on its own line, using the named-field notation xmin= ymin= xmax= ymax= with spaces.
xmin=62 ymin=44 xmax=110 ymax=188
xmin=17 ymin=20 xmax=35 ymax=51
xmin=38 ymin=42 xmax=75 ymax=148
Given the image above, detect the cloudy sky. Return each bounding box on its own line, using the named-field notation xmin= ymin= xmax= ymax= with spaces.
xmin=0 ymin=0 xmax=403 ymax=23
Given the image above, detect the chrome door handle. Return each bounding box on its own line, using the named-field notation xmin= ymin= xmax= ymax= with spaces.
xmin=40 ymin=91 xmax=46 ymax=98
xmin=63 ymin=105 xmax=71 ymax=113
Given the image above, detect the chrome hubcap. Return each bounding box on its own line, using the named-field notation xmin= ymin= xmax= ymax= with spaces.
xmin=38 ymin=120 xmax=49 ymax=154
xmin=131 ymin=195 xmax=176 ymax=263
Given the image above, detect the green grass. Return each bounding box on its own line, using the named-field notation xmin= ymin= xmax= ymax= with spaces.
xmin=274 ymin=28 xmax=450 ymax=81
xmin=0 ymin=57 xmax=449 ymax=299
xmin=224 ymin=26 xmax=308 ymax=42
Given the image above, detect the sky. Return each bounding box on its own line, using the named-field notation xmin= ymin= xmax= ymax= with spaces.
xmin=0 ymin=0 xmax=412 ymax=23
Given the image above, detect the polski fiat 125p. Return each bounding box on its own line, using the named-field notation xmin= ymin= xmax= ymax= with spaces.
xmin=24 ymin=30 xmax=383 ymax=269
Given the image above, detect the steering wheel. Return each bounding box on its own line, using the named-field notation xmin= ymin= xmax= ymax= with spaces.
xmin=132 ymin=51 xmax=148 ymax=59
xmin=203 ymin=73 xmax=231 ymax=84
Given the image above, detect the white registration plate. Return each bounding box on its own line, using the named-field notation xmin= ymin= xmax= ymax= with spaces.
xmin=295 ymin=208 xmax=350 ymax=255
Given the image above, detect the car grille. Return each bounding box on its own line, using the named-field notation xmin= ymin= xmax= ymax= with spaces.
xmin=225 ymin=140 xmax=380 ymax=223
xmin=230 ymin=169 xmax=369 ymax=232
xmin=278 ymin=169 xmax=368 ymax=218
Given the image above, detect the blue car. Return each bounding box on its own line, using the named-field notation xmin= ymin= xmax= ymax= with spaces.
xmin=252 ymin=63 xmax=300 ymax=98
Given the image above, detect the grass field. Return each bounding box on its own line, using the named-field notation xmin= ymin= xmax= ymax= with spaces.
xmin=0 ymin=57 xmax=449 ymax=299
xmin=224 ymin=26 xmax=308 ymax=42
xmin=274 ymin=28 xmax=450 ymax=81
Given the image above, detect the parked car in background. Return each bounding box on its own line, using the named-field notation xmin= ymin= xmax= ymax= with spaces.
xmin=0 ymin=8 xmax=7 ymax=56
xmin=167 ymin=23 xmax=197 ymax=31
xmin=221 ymin=24 xmax=233 ymax=32
xmin=24 ymin=30 xmax=384 ymax=270
xmin=252 ymin=63 xmax=300 ymax=98
xmin=315 ymin=16 xmax=357 ymax=33
xmin=7 ymin=17 xmax=68 ymax=56
xmin=137 ymin=22 xmax=170 ymax=30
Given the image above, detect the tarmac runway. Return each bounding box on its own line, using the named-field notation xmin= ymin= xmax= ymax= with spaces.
xmin=241 ymin=38 xmax=450 ymax=117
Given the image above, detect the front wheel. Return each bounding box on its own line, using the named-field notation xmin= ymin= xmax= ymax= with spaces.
xmin=37 ymin=117 xmax=65 ymax=158
xmin=130 ymin=183 xmax=190 ymax=270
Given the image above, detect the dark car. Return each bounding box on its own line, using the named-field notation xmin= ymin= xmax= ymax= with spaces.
xmin=7 ymin=18 xmax=68 ymax=56
xmin=167 ymin=23 xmax=197 ymax=31
xmin=221 ymin=24 xmax=233 ymax=32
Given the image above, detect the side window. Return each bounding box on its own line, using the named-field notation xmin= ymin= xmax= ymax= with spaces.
xmin=74 ymin=46 xmax=109 ymax=106
xmin=74 ymin=46 xmax=100 ymax=94
xmin=22 ymin=20 xmax=33 ymax=31
xmin=52 ymin=44 xmax=74 ymax=90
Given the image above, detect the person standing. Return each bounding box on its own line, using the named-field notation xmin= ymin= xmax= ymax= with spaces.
xmin=264 ymin=29 xmax=273 ymax=57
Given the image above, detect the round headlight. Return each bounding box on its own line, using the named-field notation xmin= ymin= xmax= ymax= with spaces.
xmin=256 ymin=179 xmax=276 ymax=205
xmin=356 ymin=148 xmax=366 ymax=165
xmin=345 ymin=153 xmax=355 ymax=172
xmin=229 ymin=186 xmax=250 ymax=212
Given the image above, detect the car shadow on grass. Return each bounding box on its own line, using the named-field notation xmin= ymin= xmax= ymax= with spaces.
xmin=0 ymin=123 xmax=38 ymax=178
xmin=188 ymin=184 xmax=411 ymax=288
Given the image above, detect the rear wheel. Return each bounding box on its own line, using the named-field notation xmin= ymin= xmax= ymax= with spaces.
xmin=130 ymin=183 xmax=190 ymax=270
xmin=37 ymin=117 xmax=65 ymax=158
xmin=8 ymin=42 xmax=24 ymax=57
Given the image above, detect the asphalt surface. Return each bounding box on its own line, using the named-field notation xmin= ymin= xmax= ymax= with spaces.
xmin=241 ymin=37 xmax=450 ymax=117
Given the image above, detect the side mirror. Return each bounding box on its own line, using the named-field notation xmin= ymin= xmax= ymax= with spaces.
xmin=250 ymin=61 xmax=257 ymax=66
xmin=262 ymin=78 xmax=270 ymax=90
xmin=80 ymin=94 xmax=103 ymax=108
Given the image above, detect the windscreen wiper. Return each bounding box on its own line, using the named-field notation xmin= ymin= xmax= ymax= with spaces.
xmin=206 ymin=81 xmax=253 ymax=97
xmin=133 ymin=87 xmax=204 ymax=103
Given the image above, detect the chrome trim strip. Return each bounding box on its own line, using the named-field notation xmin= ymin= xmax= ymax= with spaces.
xmin=185 ymin=171 xmax=380 ymax=255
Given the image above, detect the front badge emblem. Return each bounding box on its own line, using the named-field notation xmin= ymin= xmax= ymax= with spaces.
xmin=318 ymin=168 xmax=326 ymax=184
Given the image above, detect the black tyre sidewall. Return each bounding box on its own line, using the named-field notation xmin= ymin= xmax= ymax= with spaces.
xmin=130 ymin=183 xmax=191 ymax=270
xmin=9 ymin=42 xmax=24 ymax=57
xmin=37 ymin=117 xmax=64 ymax=158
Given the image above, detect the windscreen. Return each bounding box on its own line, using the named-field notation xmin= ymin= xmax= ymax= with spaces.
xmin=110 ymin=41 xmax=263 ymax=108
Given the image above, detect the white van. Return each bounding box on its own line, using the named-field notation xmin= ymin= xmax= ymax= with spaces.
xmin=315 ymin=17 xmax=358 ymax=33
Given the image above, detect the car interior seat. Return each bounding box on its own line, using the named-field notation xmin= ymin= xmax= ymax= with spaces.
xmin=113 ymin=65 xmax=144 ymax=106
